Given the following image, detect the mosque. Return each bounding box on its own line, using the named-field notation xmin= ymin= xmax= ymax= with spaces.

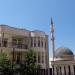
xmin=50 ymin=19 xmax=75 ymax=75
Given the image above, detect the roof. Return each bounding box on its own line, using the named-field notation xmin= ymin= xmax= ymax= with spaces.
xmin=55 ymin=47 xmax=74 ymax=57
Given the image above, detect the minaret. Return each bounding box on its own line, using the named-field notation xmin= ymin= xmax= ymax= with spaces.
xmin=50 ymin=18 xmax=55 ymax=60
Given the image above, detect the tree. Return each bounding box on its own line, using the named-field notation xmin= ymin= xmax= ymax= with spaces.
xmin=0 ymin=52 xmax=13 ymax=75
xmin=20 ymin=49 xmax=41 ymax=75
xmin=0 ymin=53 xmax=11 ymax=75
xmin=0 ymin=49 xmax=41 ymax=75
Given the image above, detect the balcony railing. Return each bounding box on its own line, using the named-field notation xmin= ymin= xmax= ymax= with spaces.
xmin=0 ymin=42 xmax=28 ymax=49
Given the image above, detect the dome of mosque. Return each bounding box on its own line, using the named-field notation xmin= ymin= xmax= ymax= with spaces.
xmin=55 ymin=47 xmax=74 ymax=57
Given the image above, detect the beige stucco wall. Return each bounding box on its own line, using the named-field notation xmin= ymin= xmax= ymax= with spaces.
xmin=0 ymin=25 xmax=30 ymax=37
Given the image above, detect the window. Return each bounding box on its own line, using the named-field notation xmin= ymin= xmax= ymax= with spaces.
xmin=12 ymin=38 xmax=17 ymax=47
xmin=56 ymin=67 xmax=58 ymax=75
xmin=3 ymin=38 xmax=8 ymax=47
xmin=34 ymin=39 xmax=36 ymax=47
xmin=60 ymin=67 xmax=62 ymax=75
xmin=38 ymin=39 xmax=40 ymax=47
xmin=68 ymin=65 xmax=71 ymax=75
xmin=38 ymin=55 xmax=40 ymax=63
xmin=38 ymin=52 xmax=40 ymax=63
xmin=45 ymin=41 xmax=46 ymax=49
xmin=18 ymin=39 xmax=22 ymax=48
xmin=42 ymin=55 xmax=44 ymax=63
xmin=3 ymin=40 xmax=7 ymax=47
xmin=31 ymin=38 xmax=33 ymax=47
xmin=24 ymin=44 xmax=28 ymax=49
xmin=34 ymin=55 xmax=36 ymax=62
xmin=12 ymin=38 xmax=23 ymax=48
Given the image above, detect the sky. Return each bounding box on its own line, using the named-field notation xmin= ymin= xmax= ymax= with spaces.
xmin=0 ymin=0 xmax=75 ymax=57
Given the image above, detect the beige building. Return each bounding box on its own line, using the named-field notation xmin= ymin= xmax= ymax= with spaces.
xmin=0 ymin=25 xmax=49 ymax=70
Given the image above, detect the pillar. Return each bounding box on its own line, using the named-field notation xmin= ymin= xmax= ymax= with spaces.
xmin=8 ymin=37 xmax=12 ymax=47
xmin=71 ymin=65 xmax=74 ymax=75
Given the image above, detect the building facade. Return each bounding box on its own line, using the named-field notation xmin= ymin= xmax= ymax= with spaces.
xmin=0 ymin=25 xmax=49 ymax=72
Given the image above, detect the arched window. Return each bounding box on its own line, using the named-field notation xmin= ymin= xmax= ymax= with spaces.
xmin=38 ymin=39 xmax=40 ymax=47
xmin=60 ymin=66 xmax=62 ymax=75
xmin=34 ymin=38 xmax=36 ymax=47
xmin=68 ymin=65 xmax=71 ymax=75
xmin=56 ymin=67 xmax=58 ymax=75
xmin=38 ymin=52 xmax=40 ymax=63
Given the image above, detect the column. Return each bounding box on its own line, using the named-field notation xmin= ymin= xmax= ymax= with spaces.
xmin=32 ymin=37 xmax=34 ymax=47
xmin=62 ymin=66 xmax=64 ymax=75
xmin=8 ymin=37 xmax=12 ymax=47
xmin=71 ymin=65 xmax=74 ymax=75
xmin=52 ymin=66 xmax=54 ymax=75
xmin=43 ymin=38 xmax=45 ymax=49
xmin=40 ymin=37 xmax=42 ymax=47
xmin=40 ymin=37 xmax=41 ymax=47
xmin=40 ymin=52 xmax=42 ymax=64
xmin=58 ymin=66 xmax=60 ymax=75
xmin=44 ymin=53 xmax=45 ymax=64
xmin=54 ymin=66 xmax=57 ymax=75
xmin=73 ymin=65 xmax=75 ymax=75
xmin=36 ymin=52 xmax=38 ymax=64
xmin=36 ymin=37 xmax=38 ymax=47
xmin=42 ymin=52 xmax=44 ymax=64
xmin=66 ymin=65 xmax=68 ymax=75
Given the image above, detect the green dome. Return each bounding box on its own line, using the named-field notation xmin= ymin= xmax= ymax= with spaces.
xmin=55 ymin=47 xmax=74 ymax=57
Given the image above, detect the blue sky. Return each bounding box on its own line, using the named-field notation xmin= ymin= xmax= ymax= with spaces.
xmin=0 ymin=0 xmax=75 ymax=57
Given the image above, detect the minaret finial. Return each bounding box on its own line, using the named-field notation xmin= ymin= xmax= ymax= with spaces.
xmin=51 ymin=17 xmax=53 ymax=25
xmin=50 ymin=18 xmax=55 ymax=60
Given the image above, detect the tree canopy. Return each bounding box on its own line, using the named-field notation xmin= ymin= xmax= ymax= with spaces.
xmin=0 ymin=49 xmax=41 ymax=75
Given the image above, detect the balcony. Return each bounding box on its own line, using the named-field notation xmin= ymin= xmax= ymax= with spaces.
xmin=0 ymin=41 xmax=28 ymax=49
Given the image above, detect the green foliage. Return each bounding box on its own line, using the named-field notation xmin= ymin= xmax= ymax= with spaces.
xmin=0 ymin=52 xmax=12 ymax=75
xmin=25 ymin=49 xmax=36 ymax=64
xmin=0 ymin=49 xmax=41 ymax=75
xmin=23 ymin=49 xmax=41 ymax=75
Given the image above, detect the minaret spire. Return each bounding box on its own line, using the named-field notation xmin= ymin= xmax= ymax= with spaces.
xmin=51 ymin=18 xmax=53 ymax=25
xmin=50 ymin=18 xmax=55 ymax=60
